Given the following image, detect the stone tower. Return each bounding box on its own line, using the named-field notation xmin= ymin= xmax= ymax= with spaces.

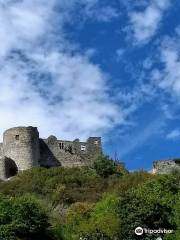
xmin=2 ymin=127 xmax=40 ymax=177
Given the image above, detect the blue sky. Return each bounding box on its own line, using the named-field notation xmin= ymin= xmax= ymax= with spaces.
xmin=0 ymin=0 xmax=180 ymax=170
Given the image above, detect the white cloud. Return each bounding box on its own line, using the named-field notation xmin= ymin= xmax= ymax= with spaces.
xmin=128 ymin=0 xmax=170 ymax=44
xmin=88 ymin=6 xmax=119 ymax=22
xmin=0 ymin=0 xmax=55 ymax=57
xmin=0 ymin=0 xmax=123 ymax=141
xmin=151 ymin=32 xmax=180 ymax=97
xmin=159 ymin=48 xmax=180 ymax=93
xmin=166 ymin=129 xmax=180 ymax=140
xmin=143 ymin=29 xmax=180 ymax=121
xmin=71 ymin=0 xmax=119 ymax=23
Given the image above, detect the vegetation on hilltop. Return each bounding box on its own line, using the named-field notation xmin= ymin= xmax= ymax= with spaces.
xmin=0 ymin=156 xmax=179 ymax=240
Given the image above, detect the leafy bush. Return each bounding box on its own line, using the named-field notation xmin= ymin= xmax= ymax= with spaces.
xmin=165 ymin=192 xmax=180 ymax=240
xmin=107 ymin=170 xmax=154 ymax=193
xmin=64 ymin=202 xmax=94 ymax=239
xmin=117 ymin=174 xmax=179 ymax=240
xmin=93 ymin=155 xmax=116 ymax=178
xmin=64 ymin=193 xmax=120 ymax=240
xmin=0 ymin=167 xmax=107 ymax=205
xmin=0 ymin=194 xmax=49 ymax=240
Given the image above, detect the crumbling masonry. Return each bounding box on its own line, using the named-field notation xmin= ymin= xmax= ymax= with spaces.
xmin=0 ymin=126 xmax=102 ymax=180
xmin=153 ymin=159 xmax=180 ymax=174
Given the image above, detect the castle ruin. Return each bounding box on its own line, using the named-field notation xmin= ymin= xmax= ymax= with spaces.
xmin=0 ymin=126 xmax=102 ymax=180
xmin=0 ymin=126 xmax=180 ymax=180
xmin=153 ymin=159 xmax=180 ymax=174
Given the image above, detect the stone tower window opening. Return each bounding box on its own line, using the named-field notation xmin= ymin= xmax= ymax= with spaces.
xmin=81 ymin=145 xmax=86 ymax=151
xmin=15 ymin=135 xmax=19 ymax=140
xmin=94 ymin=140 xmax=98 ymax=145
xmin=59 ymin=142 xmax=64 ymax=150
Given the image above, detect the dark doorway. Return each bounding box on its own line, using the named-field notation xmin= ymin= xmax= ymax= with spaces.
xmin=5 ymin=158 xmax=18 ymax=178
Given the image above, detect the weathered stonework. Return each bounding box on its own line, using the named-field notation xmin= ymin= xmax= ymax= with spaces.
xmin=153 ymin=159 xmax=180 ymax=174
xmin=0 ymin=126 xmax=102 ymax=180
xmin=3 ymin=127 xmax=40 ymax=171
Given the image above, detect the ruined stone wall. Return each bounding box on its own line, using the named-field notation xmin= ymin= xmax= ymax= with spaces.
xmin=0 ymin=126 xmax=102 ymax=179
xmin=0 ymin=145 xmax=7 ymax=179
xmin=0 ymin=143 xmax=3 ymax=157
xmin=39 ymin=136 xmax=102 ymax=167
xmin=86 ymin=137 xmax=102 ymax=162
xmin=0 ymin=157 xmax=5 ymax=180
xmin=153 ymin=160 xmax=180 ymax=174
xmin=3 ymin=127 xmax=40 ymax=171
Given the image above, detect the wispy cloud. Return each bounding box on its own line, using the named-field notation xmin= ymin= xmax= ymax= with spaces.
xmin=119 ymin=117 xmax=166 ymax=158
xmin=83 ymin=4 xmax=119 ymax=22
xmin=0 ymin=0 xmax=123 ymax=140
xmin=154 ymin=33 xmax=180 ymax=96
xmin=166 ymin=129 xmax=180 ymax=140
xmin=133 ymin=26 xmax=180 ymax=121
xmin=127 ymin=0 xmax=170 ymax=44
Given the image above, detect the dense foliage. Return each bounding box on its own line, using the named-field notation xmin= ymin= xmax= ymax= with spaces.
xmin=0 ymin=195 xmax=49 ymax=240
xmin=93 ymin=155 xmax=116 ymax=178
xmin=0 ymin=158 xmax=179 ymax=240
xmin=117 ymin=174 xmax=180 ymax=240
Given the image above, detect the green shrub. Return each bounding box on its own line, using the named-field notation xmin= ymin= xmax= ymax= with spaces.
xmin=0 ymin=194 xmax=49 ymax=240
xmin=0 ymin=167 xmax=107 ymax=205
xmin=93 ymin=156 xmax=116 ymax=178
xmin=117 ymin=174 xmax=179 ymax=240
xmin=107 ymin=170 xmax=154 ymax=194
xmin=63 ymin=193 xmax=120 ymax=240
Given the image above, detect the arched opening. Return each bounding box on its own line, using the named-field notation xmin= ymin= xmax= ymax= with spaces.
xmin=5 ymin=158 xmax=18 ymax=178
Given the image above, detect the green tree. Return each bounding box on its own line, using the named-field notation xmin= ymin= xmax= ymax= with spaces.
xmin=64 ymin=193 xmax=120 ymax=240
xmin=85 ymin=193 xmax=120 ymax=240
xmin=0 ymin=194 xmax=49 ymax=240
xmin=64 ymin=202 xmax=94 ymax=240
xmin=165 ymin=192 xmax=180 ymax=240
xmin=117 ymin=174 xmax=179 ymax=240
xmin=174 ymin=192 xmax=180 ymax=240
xmin=93 ymin=156 xmax=116 ymax=178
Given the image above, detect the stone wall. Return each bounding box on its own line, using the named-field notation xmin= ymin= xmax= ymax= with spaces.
xmin=39 ymin=136 xmax=102 ymax=167
xmin=0 ymin=157 xmax=5 ymax=180
xmin=153 ymin=159 xmax=180 ymax=174
xmin=0 ymin=143 xmax=3 ymax=157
